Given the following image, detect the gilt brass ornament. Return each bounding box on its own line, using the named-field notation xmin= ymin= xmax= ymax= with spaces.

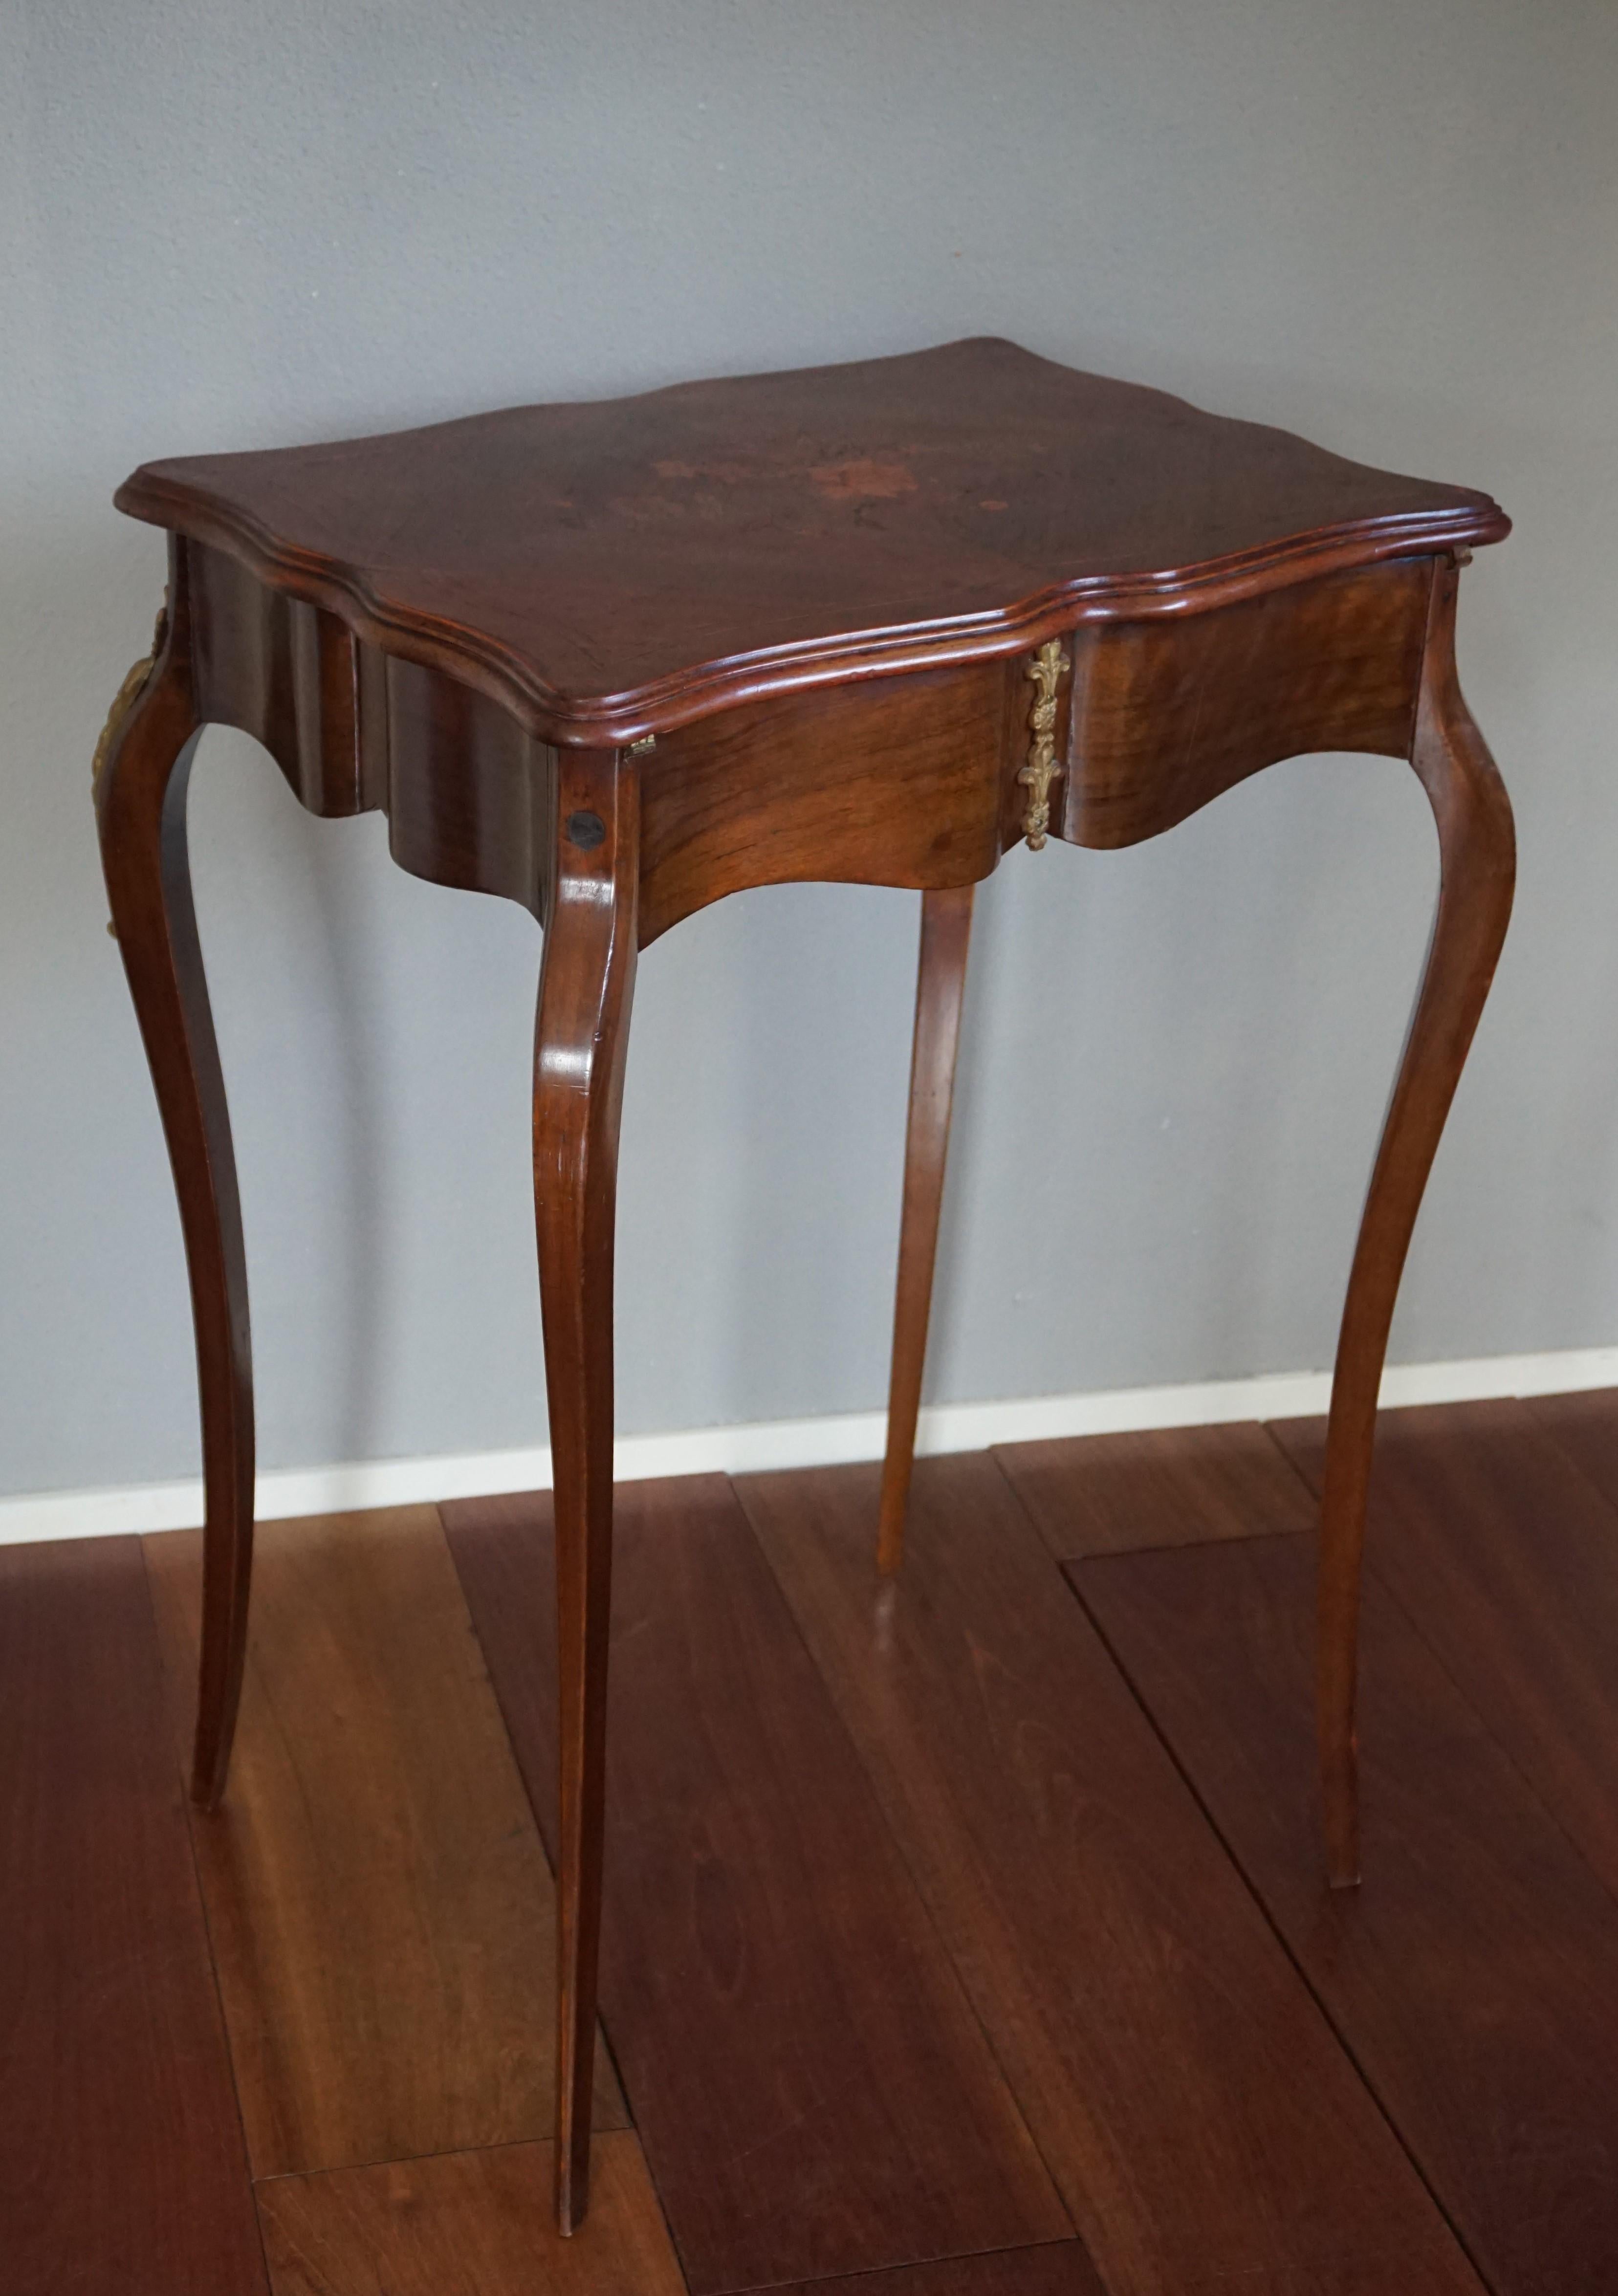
xmin=1019 ymin=638 xmax=1068 ymax=850
xmin=92 ymin=603 xmax=169 ymax=796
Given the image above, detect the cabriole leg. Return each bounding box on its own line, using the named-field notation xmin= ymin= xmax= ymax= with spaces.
xmin=877 ymin=884 xmax=974 ymax=1574
xmin=1318 ymin=558 xmax=1516 ymax=1885
xmin=94 ymin=546 xmax=255 ymax=1809
xmin=533 ymin=750 xmax=638 ymax=2234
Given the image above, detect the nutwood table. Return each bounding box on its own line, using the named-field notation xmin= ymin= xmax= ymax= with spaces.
xmin=94 ymin=338 xmax=1514 ymax=2234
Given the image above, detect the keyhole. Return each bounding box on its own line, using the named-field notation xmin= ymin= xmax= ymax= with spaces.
xmin=566 ymin=810 xmax=606 ymax=850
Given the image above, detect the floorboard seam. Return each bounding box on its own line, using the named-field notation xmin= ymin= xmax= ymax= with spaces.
xmin=136 ymin=1532 xmax=278 ymax=2296
xmin=1255 ymin=1418 xmax=1333 ymax=1509
xmin=722 ymin=1468 xmax=1089 ymax=2272
xmin=1266 ymin=1413 xmax=1618 ymax=1939
xmin=1369 ymin=1560 xmax=1618 ymax=1945
xmin=430 ymin=1502 xmax=644 ymax=2137
xmin=437 ymin=1497 xmax=716 ymax=2296
xmin=982 ymin=1438 xmax=1498 ymax=2296
xmin=1056 ymin=1547 xmax=1498 ymax=2296
xmin=701 ymin=2234 xmax=1093 ymax=2296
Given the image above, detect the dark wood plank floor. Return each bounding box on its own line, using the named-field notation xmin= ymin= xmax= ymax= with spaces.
xmin=443 ymin=1476 xmax=1070 ymax=2295
xmin=1274 ymin=1400 xmax=1618 ymax=1902
xmin=144 ymin=1507 xmax=624 ymax=2179
xmin=255 ymin=2133 xmax=684 ymax=2296
xmin=738 ymin=1453 xmax=1466 ymax=2296
xmin=0 ymin=1537 xmax=268 ymax=2295
xmin=12 ymin=1390 xmax=1618 ymax=2294
xmin=1079 ymin=1531 xmax=1618 ymax=2295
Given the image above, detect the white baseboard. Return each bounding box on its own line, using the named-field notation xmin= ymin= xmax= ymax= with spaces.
xmin=6 ymin=1343 xmax=1618 ymax=1549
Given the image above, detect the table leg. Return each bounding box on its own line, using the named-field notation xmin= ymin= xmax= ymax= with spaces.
xmin=533 ymin=752 xmax=639 ymax=2234
xmin=94 ymin=553 xmax=255 ymax=1811
xmin=1318 ymin=559 xmax=1515 ymax=1885
xmin=877 ymin=884 xmax=974 ymax=1574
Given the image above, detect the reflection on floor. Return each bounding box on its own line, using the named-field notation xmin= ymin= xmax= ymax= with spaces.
xmin=9 ymin=1391 xmax=1618 ymax=2294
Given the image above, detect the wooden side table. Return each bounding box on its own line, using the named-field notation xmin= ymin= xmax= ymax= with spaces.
xmin=93 ymin=339 xmax=1514 ymax=2233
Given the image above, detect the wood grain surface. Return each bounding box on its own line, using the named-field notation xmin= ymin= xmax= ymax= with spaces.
xmin=0 ymin=1536 xmax=267 ymax=2295
xmin=764 ymin=2244 xmax=1107 ymax=2296
xmin=1527 ymin=1385 xmax=1618 ymax=1506
xmin=1079 ymin=1524 xmax=1618 ymax=2295
xmin=1272 ymin=1399 xmax=1618 ymax=1901
xmin=256 ymin=2132 xmax=681 ymax=2296
xmin=16 ymin=1400 xmax=1618 ymax=2293
xmin=738 ymin=1454 xmax=1474 ymax=2296
xmin=767 ymin=2250 xmax=1482 ymax=2296
xmin=531 ymin=743 xmax=641 ymax=2232
xmin=95 ymin=547 xmax=257 ymax=1810
xmin=115 ymin=338 xmax=1505 ymax=743
xmin=444 ymin=1475 xmax=1069 ymax=2296
xmin=878 ymin=882 xmax=975 ymax=1573
xmin=1308 ymin=563 xmax=1517 ymax=1885
xmin=143 ymin=1507 xmax=622 ymax=2178
xmin=99 ymin=349 xmax=1516 ymax=2270
xmin=997 ymin=1421 xmax=1315 ymax=1559
xmin=637 ymin=667 xmax=1006 ymax=945
xmin=1061 ymin=558 xmax=1430 ymax=848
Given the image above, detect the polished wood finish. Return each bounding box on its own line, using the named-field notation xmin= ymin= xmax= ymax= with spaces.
xmin=0 ymin=1536 xmax=267 ymax=2294
xmin=95 ymin=541 xmax=255 ymax=1810
xmin=191 ymin=533 xmax=558 ymax=913
xmin=116 ymin=338 xmax=1503 ymax=744
xmin=1313 ymin=562 xmax=1515 ymax=1886
xmin=1523 ymin=1382 xmax=1618 ymax=1509
xmin=766 ymin=2248 xmax=1108 ymax=2296
xmin=878 ymin=884 xmax=974 ymax=1572
xmin=1277 ymin=1398 xmax=1618 ymax=1905
xmin=143 ymin=1507 xmax=622 ymax=2177
xmin=1079 ymin=1524 xmax=1618 ymax=2296
xmin=739 ymin=1454 xmax=1474 ymax=2296
xmin=22 ymin=1404 xmax=1618 ymax=2289
xmin=1060 ymin=558 xmax=1431 ymax=848
xmin=256 ymin=2134 xmax=684 ymax=2296
xmin=771 ymin=2247 xmax=1479 ymax=2296
xmin=640 ymin=669 xmax=1008 ymax=944
xmin=100 ymin=339 xmax=1515 ymax=2227
xmin=534 ymin=746 xmax=640 ymax=2234
xmin=998 ymin=1420 xmax=1315 ymax=1558
xmin=444 ymin=1476 xmax=1070 ymax=2295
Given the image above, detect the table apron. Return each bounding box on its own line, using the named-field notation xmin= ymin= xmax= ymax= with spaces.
xmin=184 ymin=537 xmax=1436 ymax=936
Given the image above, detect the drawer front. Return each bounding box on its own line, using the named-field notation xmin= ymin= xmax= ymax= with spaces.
xmin=1058 ymin=559 xmax=1434 ymax=851
xmin=636 ymin=659 xmax=1017 ymax=944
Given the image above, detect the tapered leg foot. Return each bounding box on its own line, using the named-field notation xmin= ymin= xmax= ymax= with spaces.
xmin=94 ymin=548 xmax=255 ymax=1809
xmin=534 ymin=751 xmax=638 ymax=2235
xmin=877 ymin=885 xmax=974 ymax=1575
xmin=1317 ymin=560 xmax=1515 ymax=1885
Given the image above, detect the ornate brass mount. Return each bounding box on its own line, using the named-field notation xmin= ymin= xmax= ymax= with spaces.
xmin=1019 ymin=638 xmax=1068 ymax=850
xmin=92 ymin=602 xmax=169 ymax=796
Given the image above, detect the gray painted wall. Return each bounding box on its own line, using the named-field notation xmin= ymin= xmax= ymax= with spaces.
xmin=3 ymin=0 xmax=1615 ymax=1499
